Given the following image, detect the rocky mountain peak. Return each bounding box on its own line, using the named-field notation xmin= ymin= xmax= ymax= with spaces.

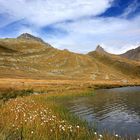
xmin=95 ymin=45 xmax=106 ymax=53
xmin=17 ymin=33 xmax=44 ymax=43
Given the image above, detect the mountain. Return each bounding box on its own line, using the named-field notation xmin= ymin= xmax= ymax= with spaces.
xmin=88 ymin=46 xmax=140 ymax=79
xmin=17 ymin=33 xmax=44 ymax=43
xmin=95 ymin=45 xmax=107 ymax=54
xmin=0 ymin=34 xmax=52 ymax=54
xmin=0 ymin=33 xmax=140 ymax=80
xmin=120 ymin=46 xmax=140 ymax=61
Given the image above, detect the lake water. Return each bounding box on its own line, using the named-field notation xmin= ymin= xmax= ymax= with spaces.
xmin=64 ymin=86 xmax=140 ymax=137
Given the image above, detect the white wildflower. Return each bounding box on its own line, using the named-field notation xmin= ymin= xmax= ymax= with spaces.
xmin=94 ymin=132 xmax=97 ymax=135
xmin=115 ymin=134 xmax=119 ymax=137
xmin=77 ymin=125 xmax=80 ymax=129
xmin=99 ymin=134 xmax=103 ymax=138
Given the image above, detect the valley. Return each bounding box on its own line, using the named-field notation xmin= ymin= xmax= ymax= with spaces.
xmin=0 ymin=33 xmax=140 ymax=140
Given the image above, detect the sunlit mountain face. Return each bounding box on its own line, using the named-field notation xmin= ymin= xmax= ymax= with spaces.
xmin=0 ymin=33 xmax=139 ymax=80
xmin=0 ymin=0 xmax=140 ymax=54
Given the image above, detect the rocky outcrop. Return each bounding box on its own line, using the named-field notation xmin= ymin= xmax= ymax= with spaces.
xmin=95 ymin=45 xmax=107 ymax=54
xmin=120 ymin=46 xmax=140 ymax=61
xmin=17 ymin=33 xmax=44 ymax=43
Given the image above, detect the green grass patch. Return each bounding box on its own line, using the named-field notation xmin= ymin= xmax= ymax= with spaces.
xmin=0 ymin=89 xmax=34 ymax=102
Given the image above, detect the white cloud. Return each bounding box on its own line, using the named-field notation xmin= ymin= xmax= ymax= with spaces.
xmin=0 ymin=0 xmax=113 ymax=27
xmin=17 ymin=27 xmax=38 ymax=37
xmin=0 ymin=0 xmax=140 ymax=54
xmin=101 ymin=42 xmax=140 ymax=54
xmin=121 ymin=0 xmax=140 ymax=18
xmin=45 ymin=15 xmax=140 ymax=54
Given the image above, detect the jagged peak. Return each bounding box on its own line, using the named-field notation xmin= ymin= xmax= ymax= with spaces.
xmin=17 ymin=33 xmax=44 ymax=43
xmin=95 ymin=45 xmax=106 ymax=53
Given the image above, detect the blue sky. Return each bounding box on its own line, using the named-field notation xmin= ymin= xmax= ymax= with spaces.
xmin=0 ymin=0 xmax=140 ymax=54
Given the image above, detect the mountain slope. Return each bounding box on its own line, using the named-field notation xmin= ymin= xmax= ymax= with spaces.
xmin=0 ymin=36 xmax=52 ymax=54
xmin=0 ymin=34 xmax=139 ymax=80
xmin=120 ymin=46 xmax=140 ymax=61
xmin=88 ymin=47 xmax=140 ymax=79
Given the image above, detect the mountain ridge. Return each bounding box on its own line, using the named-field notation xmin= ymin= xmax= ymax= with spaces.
xmin=0 ymin=33 xmax=139 ymax=80
xmin=120 ymin=46 xmax=140 ymax=61
xmin=0 ymin=34 xmax=53 ymax=54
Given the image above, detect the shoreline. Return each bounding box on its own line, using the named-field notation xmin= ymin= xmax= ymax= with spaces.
xmin=0 ymin=78 xmax=140 ymax=91
xmin=0 ymin=79 xmax=140 ymax=139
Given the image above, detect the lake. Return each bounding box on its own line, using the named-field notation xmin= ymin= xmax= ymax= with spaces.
xmin=64 ymin=86 xmax=140 ymax=137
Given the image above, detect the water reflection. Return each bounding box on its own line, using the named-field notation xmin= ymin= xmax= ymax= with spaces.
xmin=64 ymin=86 xmax=140 ymax=136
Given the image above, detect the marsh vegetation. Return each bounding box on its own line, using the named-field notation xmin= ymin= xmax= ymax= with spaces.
xmin=0 ymin=87 xmax=139 ymax=140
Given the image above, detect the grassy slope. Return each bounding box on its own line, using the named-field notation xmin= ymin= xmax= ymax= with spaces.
xmin=0 ymin=38 xmax=140 ymax=80
xmin=88 ymin=51 xmax=140 ymax=79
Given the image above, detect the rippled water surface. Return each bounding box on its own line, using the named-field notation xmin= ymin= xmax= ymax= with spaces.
xmin=64 ymin=86 xmax=140 ymax=137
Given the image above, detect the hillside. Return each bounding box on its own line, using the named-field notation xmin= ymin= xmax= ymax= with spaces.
xmin=120 ymin=46 xmax=140 ymax=61
xmin=0 ymin=33 xmax=139 ymax=80
xmin=88 ymin=47 xmax=140 ymax=79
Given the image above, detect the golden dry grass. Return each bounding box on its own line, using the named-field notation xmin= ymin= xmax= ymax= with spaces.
xmin=0 ymin=78 xmax=139 ymax=91
xmin=0 ymin=38 xmax=140 ymax=81
xmin=0 ymin=88 xmax=128 ymax=140
xmin=0 ymin=78 xmax=139 ymax=139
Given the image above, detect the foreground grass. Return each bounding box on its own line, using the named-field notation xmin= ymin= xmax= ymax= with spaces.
xmin=0 ymin=89 xmax=133 ymax=140
xmin=0 ymin=89 xmax=34 ymax=103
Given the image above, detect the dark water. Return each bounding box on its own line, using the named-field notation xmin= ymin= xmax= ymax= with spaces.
xmin=64 ymin=86 xmax=140 ymax=137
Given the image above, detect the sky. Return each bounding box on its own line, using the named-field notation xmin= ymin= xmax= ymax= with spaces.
xmin=0 ymin=0 xmax=140 ymax=54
